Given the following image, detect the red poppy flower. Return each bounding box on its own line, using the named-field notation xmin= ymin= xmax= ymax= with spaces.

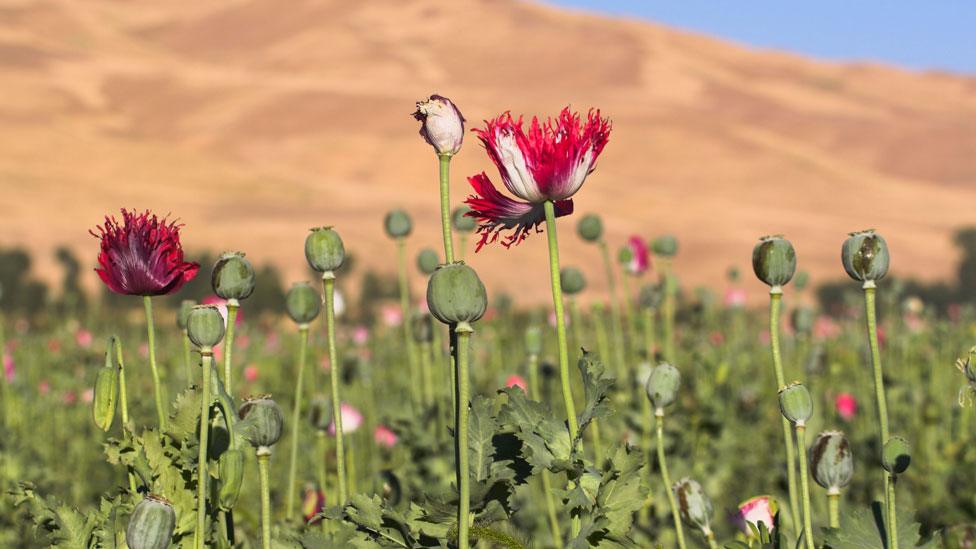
xmin=465 ymin=107 xmax=611 ymax=250
xmin=91 ymin=209 xmax=199 ymax=296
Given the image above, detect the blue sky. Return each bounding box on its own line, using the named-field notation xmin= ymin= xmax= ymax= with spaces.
xmin=545 ymin=1 xmax=976 ymax=74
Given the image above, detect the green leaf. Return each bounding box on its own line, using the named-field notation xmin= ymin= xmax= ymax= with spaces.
xmin=576 ymin=351 xmax=614 ymax=445
xmin=469 ymin=395 xmax=497 ymax=482
xmin=823 ymin=501 xmax=925 ymax=549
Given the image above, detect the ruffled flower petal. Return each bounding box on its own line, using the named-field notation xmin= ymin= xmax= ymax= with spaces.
xmin=464 ymin=173 xmax=573 ymax=251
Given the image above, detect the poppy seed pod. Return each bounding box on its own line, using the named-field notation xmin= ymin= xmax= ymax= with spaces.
xmin=841 ymin=230 xmax=890 ymax=284
xmin=217 ymin=448 xmax=245 ymax=510
xmin=673 ymin=478 xmax=714 ymax=534
xmin=416 ymin=248 xmax=440 ymax=275
xmin=576 ymin=214 xmax=603 ymax=242
xmin=752 ymin=236 xmax=797 ymax=289
xmin=451 ymin=206 xmax=476 ymax=233
xmin=176 ymin=300 xmax=194 ymax=330
xmin=239 ymin=395 xmax=284 ymax=449
xmin=186 ymin=305 xmax=225 ymax=349
xmin=525 ymin=325 xmax=543 ymax=356
xmin=426 ymin=262 xmax=487 ymax=328
xmin=651 ymin=235 xmax=679 ymax=257
xmin=211 ymin=251 xmax=256 ymax=301
xmin=560 ymin=267 xmax=586 ymax=295
xmin=638 ymin=283 xmax=662 ymax=310
xmin=779 ymin=382 xmax=813 ymax=425
xmin=285 ymin=282 xmax=321 ymax=325
xmin=126 ymin=494 xmax=175 ymax=549
xmin=308 ymin=396 xmax=333 ymax=432
xmin=413 ymin=94 xmax=464 ymax=156
xmin=882 ymin=436 xmax=911 ymax=474
xmin=384 ymin=209 xmax=413 ymax=239
xmin=305 ymin=227 xmax=345 ymax=274
xmin=809 ymin=431 xmax=853 ymax=493
xmin=412 ymin=313 xmax=433 ymax=343
xmin=646 ymin=363 xmax=681 ymax=411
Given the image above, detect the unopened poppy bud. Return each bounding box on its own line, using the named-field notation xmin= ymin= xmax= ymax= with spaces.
xmin=809 ymin=431 xmax=853 ymax=493
xmin=239 ymin=395 xmax=284 ymax=449
xmin=752 ymin=236 xmax=796 ymax=290
xmin=93 ymin=340 xmax=119 ymax=432
xmin=285 ymin=282 xmax=321 ymax=325
xmin=617 ymin=246 xmax=633 ymax=265
xmin=576 ymin=214 xmax=603 ymax=242
xmin=308 ymin=396 xmax=333 ymax=432
xmin=779 ymin=382 xmax=813 ymax=425
xmin=384 ymin=209 xmax=413 ymax=239
xmin=560 ymin=267 xmax=586 ymax=295
xmin=841 ymin=229 xmax=890 ymax=285
xmin=217 ymin=448 xmax=245 ymax=510
xmin=413 ymin=94 xmax=464 ymax=156
xmin=211 ymin=252 xmax=255 ymax=301
xmin=651 ymin=235 xmax=679 ymax=257
xmin=126 ymin=494 xmax=175 ymax=549
xmin=673 ymin=478 xmax=714 ymax=535
xmin=646 ymin=363 xmax=681 ymax=412
xmin=176 ymin=300 xmax=194 ymax=330
xmin=426 ymin=262 xmax=487 ymax=329
xmin=882 ymin=436 xmax=911 ymax=474
xmin=186 ymin=305 xmax=225 ymax=349
xmin=412 ymin=314 xmax=433 ymax=343
xmin=417 ymin=248 xmax=440 ymax=275
xmin=451 ymin=206 xmax=476 ymax=233
xmin=305 ymin=227 xmax=345 ymax=274
xmin=638 ymin=283 xmax=662 ymax=310
xmin=525 ymin=325 xmax=543 ymax=356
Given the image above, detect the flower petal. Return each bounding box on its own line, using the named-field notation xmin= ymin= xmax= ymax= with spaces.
xmin=464 ymin=173 xmax=573 ymax=251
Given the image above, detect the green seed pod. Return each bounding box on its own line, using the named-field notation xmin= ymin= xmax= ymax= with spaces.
xmin=638 ymin=283 xmax=662 ymax=310
xmin=416 ymin=248 xmax=440 ymax=275
xmin=752 ymin=236 xmax=797 ymax=289
xmin=651 ymin=235 xmax=679 ymax=257
xmin=617 ymin=245 xmax=633 ymax=265
xmin=384 ymin=209 xmax=413 ymax=239
xmin=126 ymin=494 xmax=175 ymax=549
xmin=186 ymin=305 xmax=225 ymax=349
xmin=305 ymin=227 xmax=345 ymax=273
xmin=778 ymin=382 xmax=813 ymax=425
xmin=882 ymin=436 xmax=911 ymax=474
xmin=576 ymin=214 xmax=603 ymax=242
xmin=451 ymin=206 xmax=476 ymax=233
xmin=790 ymin=307 xmax=815 ymax=335
xmin=308 ymin=396 xmax=333 ymax=432
xmin=425 ymin=262 xmax=487 ymax=327
xmin=560 ymin=267 xmax=586 ymax=295
xmin=211 ymin=251 xmax=256 ymax=301
xmin=285 ymin=282 xmax=321 ymax=325
xmin=176 ymin=300 xmax=194 ymax=330
xmin=217 ymin=448 xmax=245 ymax=510
xmin=239 ymin=395 xmax=284 ymax=449
xmin=809 ymin=431 xmax=853 ymax=493
xmin=793 ymin=271 xmax=810 ymax=291
xmin=841 ymin=229 xmax=890 ymax=284
xmin=412 ymin=313 xmax=433 ymax=343
xmin=673 ymin=478 xmax=713 ymax=534
xmin=92 ymin=348 xmax=119 ymax=432
xmin=646 ymin=363 xmax=681 ymax=411
xmin=525 ymin=325 xmax=543 ymax=356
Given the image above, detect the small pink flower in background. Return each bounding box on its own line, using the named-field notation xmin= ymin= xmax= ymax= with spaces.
xmin=835 ymin=392 xmax=857 ymax=421
xmin=320 ymin=355 xmax=331 ymax=372
xmin=236 ymin=334 xmax=251 ymax=351
xmin=876 ymin=326 xmax=887 ymax=347
xmin=626 ymin=235 xmax=650 ymax=275
xmin=328 ymin=403 xmax=364 ymax=435
xmin=483 ymin=307 xmax=498 ymax=322
xmin=82 ymin=388 xmax=95 ymax=403
xmin=374 ymin=425 xmax=398 ymax=448
xmin=723 ymin=288 xmax=747 ymax=308
xmin=758 ymin=330 xmax=770 ymax=345
xmin=548 ymin=311 xmax=570 ymax=328
xmin=201 ymin=295 xmax=242 ymax=327
xmin=47 ymin=339 xmax=61 ymax=353
xmin=75 ymin=329 xmax=93 ymax=349
xmin=904 ymin=314 xmax=924 ymax=333
xmin=709 ymin=331 xmax=725 ymax=346
xmin=244 ymin=365 xmax=259 ymax=383
xmin=418 ymin=299 xmax=430 ymax=314
xmin=813 ymin=316 xmax=841 ymax=340
xmin=265 ymin=331 xmax=281 ymax=352
xmin=735 ymin=495 xmax=776 ymax=536
xmin=38 ymin=380 xmax=50 ymax=396
xmin=3 ymin=353 xmax=14 ymax=382
xmin=139 ymin=343 xmax=149 ymax=359
xmin=380 ymin=305 xmax=403 ymax=328
xmin=505 ymin=374 xmax=527 ymax=391
xmin=303 ymin=485 xmax=325 ymax=524
xmin=212 ymin=345 xmax=223 ymax=363
xmin=62 ymin=390 xmax=77 ymax=405
xmin=352 ymin=326 xmax=370 ymax=346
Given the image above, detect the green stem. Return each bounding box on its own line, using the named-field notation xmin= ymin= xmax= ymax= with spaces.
xmin=347 ymin=436 xmax=358 ymax=496
xmin=642 ymin=307 xmax=656 ymax=362
xmin=531 ymin=348 xmax=562 ymax=548
xmin=661 ymin=261 xmax=676 ymax=364
xmin=316 ymin=431 xmax=329 ymax=532
xmin=705 ymin=530 xmax=719 ymax=549
xmin=182 ymin=329 xmax=193 ymax=387
xmin=620 ymin=272 xmax=636 ymax=359
xmin=223 ymin=302 xmax=239 ymax=394
xmin=286 ymin=325 xmax=310 ymax=521
xmin=597 ymin=239 xmax=627 ymax=375
xmin=323 ymin=275 xmax=347 ymax=505
xmin=568 ymin=298 xmax=585 ymax=350
xmin=456 ymin=326 xmax=473 ymax=549
xmin=657 ymin=412 xmax=687 ymax=549
xmin=887 ymin=475 xmax=898 ymax=549
xmin=396 ymin=238 xmax=421 ymax=410
xmin=257 ymin=451 xmax=272 ymax=549
xmin=420 ymin=339 xmax=434 ymax=408
xmin=142 ymin=296 xmax=167 ymax=431
xmin=438 ymin=153 xmax=455 ymax=263
xmin=864 ymin=285 xmax=893 ymax=545
xmin=639 ymin=382 xmax=653 ymax=523
xmin=593 ymin=304 xmax=614 ymax=378
xmin=543 ymin=201 xmax=579 ymax=441
xmin=795 ymin=424 xmax=815 ymax=549
xmin=113 ymin=337 xmax=135 ymax=493
xmin=457 ymin=234 xmax=468 ymax=262
xmin=769 ymin=291 xmax=801 ymax=532
xmin=528 ymin=352 xmax=541 ymax=401
xmin=195 ymin=352 xmax=213 ymax=549
xmin=828 ymin=492 xmax=840 ymax=529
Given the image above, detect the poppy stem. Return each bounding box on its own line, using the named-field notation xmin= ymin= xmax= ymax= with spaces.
xmin=285 ymin=324 xmax=310 ymax=521
xmin=795 ymin=424 xmax=816 ymax=549
xmin=660 ymin=260 xmax=676 ymax=364
xmin=527 ymin=349 xmax=563 ymax=547
xmin=597 ymin=239 xmax=627 ymax=377
xmin=455 ymin=324 xmax=473 ymax=549
xmin=863 ymin=284 xmax=893 ymax=548
xmin=656 ymin=411 xmax=687 ymax=549
xmin=827 ymin=492 xmax=840 ymax=529
xmin=257 ymin=449 xmax=272 ymax=549
xmin=222 ymin=301 xmax=239 ymax=393
xmin=142 ymin=296 xmax=167 ymax=431
xmin=316 ymin=430 xmax=329 ymax=533
xmin=112 ymin=336 xmax=136 ymax=493
xmin=323 ymin=274 xmax=347 ymax=506
xmin=182 ymin=329 xmax=193 ymax=387
xmin=438 ymin=153 xmax=456 ymax=263
xmin=195 ymin=349 xmax=213 ymax=549
xmin=768 ymin=291 xmax=801 ymax=532
xmin=395 ymin=237 xmax=421 ymax=410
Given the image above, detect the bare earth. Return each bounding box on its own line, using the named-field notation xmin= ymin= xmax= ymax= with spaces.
xmin=1 ymin=0 xmax=974 ymax=303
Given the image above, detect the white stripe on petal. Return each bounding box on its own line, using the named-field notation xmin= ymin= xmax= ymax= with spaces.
xmin=496 ymin=129 xmax=543 ymax=202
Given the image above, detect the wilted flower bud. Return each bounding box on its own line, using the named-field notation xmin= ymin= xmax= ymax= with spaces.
xmin=308 ymin=396 xmax=333 ymax=432
xmin=416 ymin=248 xmax=440 ymax=275
xmin=651 ymin=235 xmax=679 ymax=257
xmin=238 ymin=395 xmax=284 ymax=449
xmin=576 ymin=214 xmax=603 ymax=242
xmin=560 ymin=267 xmax=586 ymax=295
xmin=176 ymin=300 xmax=194 ymax=330
xmin=126 ymin=494 xmax=175 ymax=549
xmin=426 ymin=262 xmax=487 ymax=328
xmin=412 ymin=314 xmax=433 ymax=343
xmin=186 ymin=305 xmax=225 ymax=349
xmin=779 ymin=382 xmax=813 ymax=425
xmin=841 ymin=229 xmax=890 ymax=284
xmin=211 ymin=252 xmax=256 ymax=301
xmin=809 ymin=431 xmax=853 ymax=493
xmin=285 ymin=282 xmax=321 ymax=325
xmin=451 ymin=206 xmax=476 ymax=233
xmin=217 ymin=448 xmax=245 ymax=510
xmin=413 ymin=94 xmax=464 ymax=156
xmin=638 ymin=283 xmax=662 ymax=310
xmin=525 ymin=325 xmax=543 ymax=356
xmin=384 ymin=209 xmax=413 ymax=239
xmin=882 ymin=436 xmax=911 ymax=474
xmin=673 ymin=478 xmax=713 ymax=535
xmin=305 ymin=227 xmax=345 ymax=274
xmin=92 ymin=339 xmax=119 ymax=432
xmin=646 ymin=363 xmax=681 ymax=411
xmin=752 ymin=236 xmax=796 ymax=289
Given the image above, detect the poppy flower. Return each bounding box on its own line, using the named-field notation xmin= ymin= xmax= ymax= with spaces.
xmin=413 ymin=94 xmax=465 ymax=156
xmin=734 ymin=495 xmax=777 ymax=536
xmin=834 ymin=392 xmax=857 ymax=421
xmin=625 ymin=235 xmax=650 ymax=275
xmin=328 ymin=402 xmax=364 ymax=436
xmin=465 ymin=108 xmax=611 ymax=250
xmin=91 ymin=209 xmax=199 ymax=296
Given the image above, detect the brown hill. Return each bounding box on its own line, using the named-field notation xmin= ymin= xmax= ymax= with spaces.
xmin=1 ymin=0 xmax=975 ymax=305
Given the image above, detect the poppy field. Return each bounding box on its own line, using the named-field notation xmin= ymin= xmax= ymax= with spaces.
xmin=2 ymin=96 xmax=975 ymax=549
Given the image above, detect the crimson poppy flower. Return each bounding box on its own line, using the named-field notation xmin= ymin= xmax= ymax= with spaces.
xmin=625 ymin=235 xmax=651 ymax=275
xmin=91 ymin=209 xmax=199 ymax=296
xmin=464 ymin=107 xmax=610 ymax=250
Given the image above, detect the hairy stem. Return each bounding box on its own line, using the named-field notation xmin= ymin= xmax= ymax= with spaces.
xmin=257 ymin=451 xmax=272 ymax=549
xmin=285 ymin=325 xmax=310 ymax=521
xmin=597 ymin=239 xmax=627 ymax=376
xmin=543 ymin=201 xmax=579 ymax=440
xmin=828 ymin=493 xmax=840 ymax=529
xmin=796 ymin=424 xmax=815 ymax=549
xmin=438 ymin=153 xmax=455 ymax=263
xmin=195 ymin=352 xmax=213 ymax=549
xmin=657 ymin=412 xmax=687 ymax=549
xmin=142 ymin=296 xmax=167 ymax=431
xmin=222 ymin=302 xmax=239 ymax=394
xmin=769 ymin=291 xmax=801 ymax=532
xmin=456 ymin=326 xmax=473 ymax=549
xmin=323 ymin=275 xmax=347 ymax=505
